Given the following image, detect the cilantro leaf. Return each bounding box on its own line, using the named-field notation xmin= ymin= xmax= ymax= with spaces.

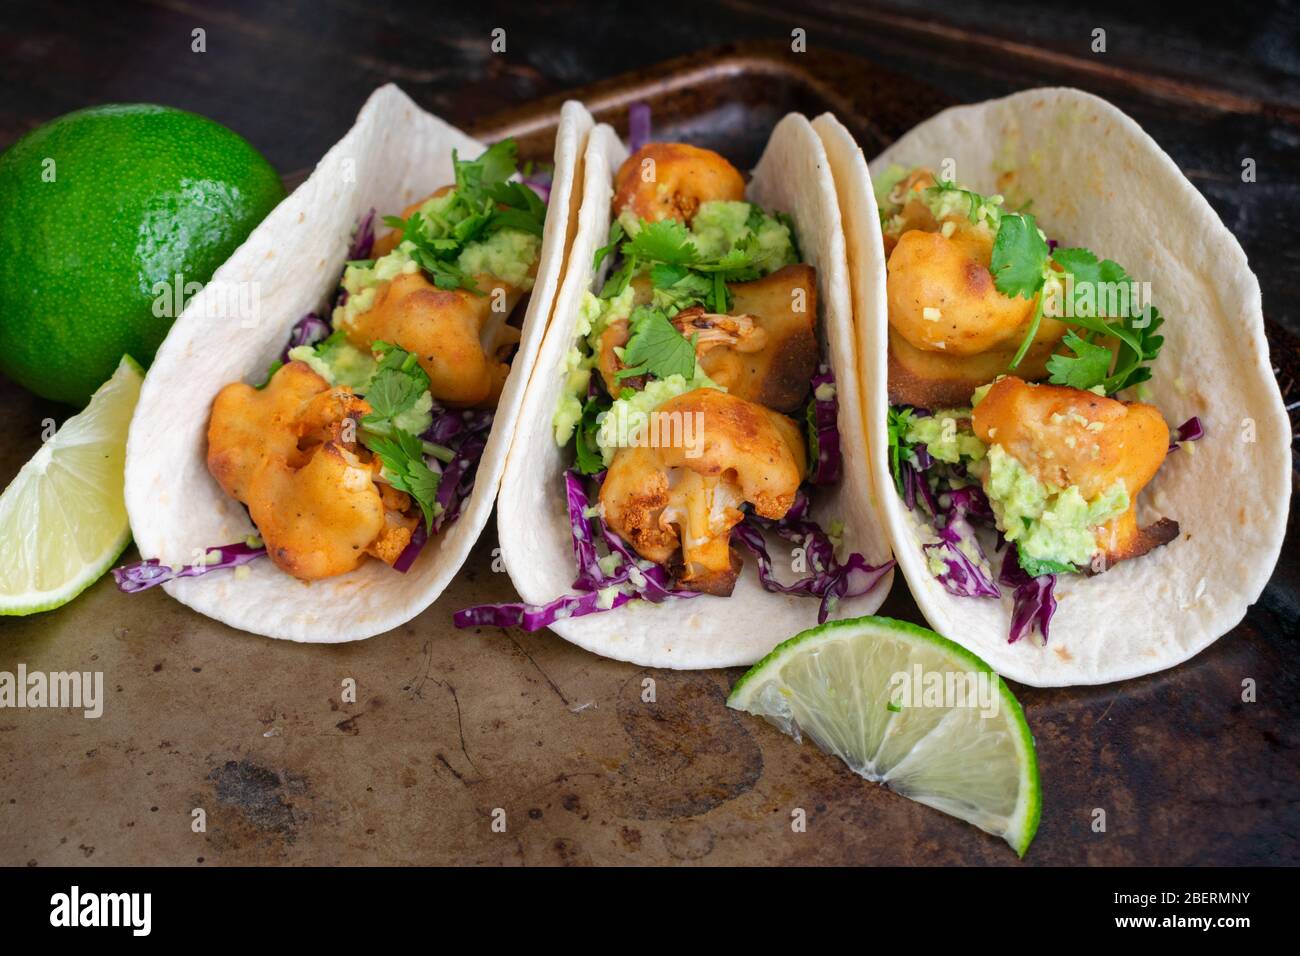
xmin=1045 ymin=331 xmax=1113 ymax=390
xmin=649 ymin=262 xmax=690 ymax=288
xmin=624 ymin=219 xmax=697 ymax=265
xmin=599 ymin=255 xmax=637 ymax=298
xmin=573 ymin=396 xmax=608 ymax=476
xmin=617 ymin=307 xmax=697 ymax=381
xmin=483 ymin=180 xmax=546 ymax=237
xmin=382 ymin=139 xmax=544 ymax=294
xmin=593 ymin=221 xmax=626 ymax=272
xmin=886 ymin=406 xmax=917 ymax=496
xmin=454 ymin=139 xmax=517 ymax=194
xmin=254 ymin=359 xmax=284 ymax=390
xmin=362 ymin=429 xmax=442 ymax=531
xmin=991 ymin=213 xmax=1050 ymax=300
xmin=1047 ymin=248 xmax=1165 ymax=394
xmin=362 ymin=344 xmax=430 ymax=422
xmin=649 ymin=264 xmax=714 ymax=314
xmin=1017 ymin=552 xmax=1076 ymax=578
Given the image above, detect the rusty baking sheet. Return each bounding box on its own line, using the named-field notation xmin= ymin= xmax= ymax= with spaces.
xmin=1 ymin=41 xmax=1296 ymax=867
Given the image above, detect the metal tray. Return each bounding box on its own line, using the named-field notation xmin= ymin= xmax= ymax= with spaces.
xmin=1 ymin=41 xmax=1295 ymax=867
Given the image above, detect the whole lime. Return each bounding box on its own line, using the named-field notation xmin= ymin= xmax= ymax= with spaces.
xmin=0 ymin=104 xmax=285 ymax=405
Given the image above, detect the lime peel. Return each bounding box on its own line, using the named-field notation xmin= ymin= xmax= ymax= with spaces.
xmin=0 ymin=355 xmax=142 ymax=615
xmin=728 ymin=615 xmax=1041 ymax=857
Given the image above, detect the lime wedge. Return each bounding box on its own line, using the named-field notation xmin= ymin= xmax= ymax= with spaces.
xmin=728 ymin=615 xmax=1041 ymax=856
xmin=0 ymin=355 xmax=143 ymax=615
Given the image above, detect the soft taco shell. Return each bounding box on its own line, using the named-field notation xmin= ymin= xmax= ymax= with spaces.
xmin=816 ymin=90 xmax=1291 ymax=686
xmin=123 ymin=85 xmax=592 ymax=642
xmin=495 ymin=114 xmax=894 ymax=670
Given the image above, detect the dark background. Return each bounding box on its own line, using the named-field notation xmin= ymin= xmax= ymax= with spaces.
xmin=2 ymin=0 xmax=1298 ymax=335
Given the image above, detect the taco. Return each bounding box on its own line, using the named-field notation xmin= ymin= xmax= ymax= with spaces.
xmin=462 ymin=108 xmax=895 ymax=669
xmin=117 ymin=85 xmax=592 ymax=642
xmin=815 ymin=89 xmax=1291 ymax=686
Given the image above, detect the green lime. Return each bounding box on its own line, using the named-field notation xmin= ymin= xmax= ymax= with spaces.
xmin=728 ymin=616 xmax=1041 ymax=856
xmin=0 ymin=355 xmax=142 ymax=615
xmin=0 ymin=104 xmax=284 ymax=405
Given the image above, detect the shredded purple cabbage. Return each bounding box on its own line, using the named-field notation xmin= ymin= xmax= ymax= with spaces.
xmin=454 ymin=469 xmax=697 ymax=630
xmin=392 ymin=524 xmax=427 ymax=573
xmin=895 ymin=419 xmax=1072 ymax=636
xmin=113 ymin=541 xmax=267 ymax=593
xmin=1168 ymin=415 xmax=1205 ymax=452
xmin=807 ymin=363 xmax=842 ymax=485
xmin=732 ymin=489 xmax=893 ymax=623
xmin=347 ymin=208 xmax=376 ymax=260
xmin=998 ymin=544 xmax=1058 ymax=644
xmin=426 ymin=407 xmax=493 ymax=533
xmin=279 ymin=313 xmax=330 ymax=361
xmin=522 ymin=166 xmax=552 ymax=205
xmin=627 ymin=102 xmax=652 ymax=153
xmin=923 ymin=508 xmax=1001 ymax=599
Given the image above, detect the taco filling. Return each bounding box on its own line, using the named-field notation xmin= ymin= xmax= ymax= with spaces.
xmin=458 ymin=127 xmax=889 ymax=631
xmin=877 ymin=166 xmax=1200 ymax=643
xmin=116 ymin=140 xmax=547 ymax=590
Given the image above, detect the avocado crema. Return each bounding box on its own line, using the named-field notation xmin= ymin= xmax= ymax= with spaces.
xmin=881 ymin=164 xmax=1182 ymax=628
xmin=206 ymin=140 xmax=545 ymax=582
xmin=554 ymin=141 xmax=824 ymax=597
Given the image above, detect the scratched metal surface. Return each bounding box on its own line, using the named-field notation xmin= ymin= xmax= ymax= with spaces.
xmin=1 ymin=41 xmax=1297 ymax=867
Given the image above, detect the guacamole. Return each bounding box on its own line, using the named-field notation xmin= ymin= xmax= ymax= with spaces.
xmin=906 ymin=409 xmax=987 ymax=464
xmin=597 ymin=371 xmax=722 ymax=466
xmin=689 ymin=200 xmax=796 ymax=273
xmin=288 ymin=338 xmax=376 ymax=391
xmin=905 ymin=405 xmax=1130 ymax=571
xmin=333 ymin=186 xmax=539 ymax=330
xmin=289 ymin=337 xmax=434 ymax=435
xmin=984 ymin=445 xmax=1129 ymax=567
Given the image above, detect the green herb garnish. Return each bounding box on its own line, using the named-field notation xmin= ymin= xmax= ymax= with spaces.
xmin=616 ymin=307 xmax=698 ymax=382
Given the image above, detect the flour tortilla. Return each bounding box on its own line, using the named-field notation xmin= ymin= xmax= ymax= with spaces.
xmin=123 ymin=85 xmax=592 ymax=642
xmin=496 ymin=115 xmax=894 ymax=670
xmin=815 ymin=90 xmax=1291 ymax=686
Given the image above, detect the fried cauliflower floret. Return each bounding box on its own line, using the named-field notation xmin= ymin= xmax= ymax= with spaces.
xmin=206 ymin=362 xmax=418 ymax=581
xmin=248 ymin=442 xmax=387 ymax=580
xmin=708 ymin=264 xmax=819 ymax=412
xmin=883 ymin=182 xmax=1069 ymax=406
xmin=600 ymin=388 xmax=806 ymax=595
xmin=972 ymin=376 xmax=1177 ymax=566
xmin=207 ymin=360 xmax=334 ymax=502
xmin=613 ymin=143 xmax=746 ymax=225
xmin=344 ymin=270 xmax=522 ymax=408
xmin=888 ymin=221 xmax=1063 ymax=358
xmin=595 ymin=265 xmax=819 ymax=413
xmin=880 ymin=167 xmax=939 ymax=258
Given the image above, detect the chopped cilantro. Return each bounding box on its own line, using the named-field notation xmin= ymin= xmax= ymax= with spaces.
xmin=617 ymin=307 xmax=698 ymax=381
xmin=573 ymin=396 xmax=608 ymax=476
xmin=886 ymin=406 xmax=918 ymax=496
xmin=1045 ymin=331 xmax=1113 ymax=390
xmin=986 ymin=212 xmax=1164 ymax=393
xmin=385 ymin=139 xmax=545 ymax=294
xmin=1017 ymin=552 xmax=1076 ymax=578
xmin=991 ymin=213 xmax=1051 ymax=300
xmin=362 ymin=343 xmax=430 ymax=423
xmin=625 ymin=219 xmax=698 ymax=265
xmin=593 ymin=221 xmax=626 ymax=272
xmin=363 ymin=429 xmax=441 ymax=530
